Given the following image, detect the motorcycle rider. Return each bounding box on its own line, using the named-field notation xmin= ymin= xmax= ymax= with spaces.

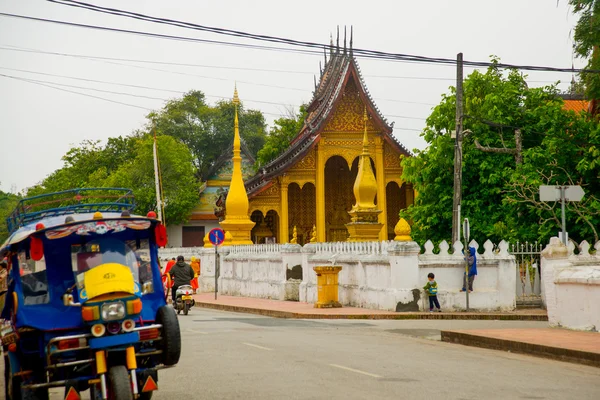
xmin=169 ymin=255 xmax=195 ymax=305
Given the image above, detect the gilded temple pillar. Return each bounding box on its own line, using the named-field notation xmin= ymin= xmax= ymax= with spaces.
xmin=315 ymin=144 xmax=326 ymax=242
xmin=374 ymin=136 xmax=387 ymax=241
xmin=279 ymin=176 xmax=290 ymax=243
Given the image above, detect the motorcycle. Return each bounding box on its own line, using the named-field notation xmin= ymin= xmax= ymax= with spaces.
xmin=175 ymin=285 xmax=195 ymax=315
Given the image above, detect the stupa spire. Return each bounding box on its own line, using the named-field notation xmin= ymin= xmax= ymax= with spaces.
xmin=345 ymin=107 xmax=383 ymax=241
xmin=219 ymin=85 xmax=255 ymax=245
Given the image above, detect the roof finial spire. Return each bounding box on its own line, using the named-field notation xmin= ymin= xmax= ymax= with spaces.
xmin=330 ymin=33 xmax=334 ymax=56
xmin=350 ymin=26 xmax=353 ymax=54
xmin=233 ymin=82 xmax=240 ymax=106
xmin=336 ymin=26 xmax=340 ymax=53
xmin=343 ymin=26 xmax=347 ymax=54
xmin=314 ymin=74 xmax=317 ymax=90
xmin=324 ymin=45 xmax=328 ymax=65
xmin=319 ymin=61 xmax=322 ymax=77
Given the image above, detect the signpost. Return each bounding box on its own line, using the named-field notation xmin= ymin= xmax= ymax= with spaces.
xmin=208 ymin=228 xmax=225 ymax=299
xmin=539 ymin=185 xmax=585 ymax=245
xmin=462 ymin=218 xmax=470 ymax=311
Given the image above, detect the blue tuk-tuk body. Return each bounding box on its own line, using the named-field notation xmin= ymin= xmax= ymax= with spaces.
xmin=0 ymin=189 xmax=181 ymax=400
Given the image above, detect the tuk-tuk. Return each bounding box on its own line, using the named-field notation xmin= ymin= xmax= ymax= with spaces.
xmin=0 ymin=188 xmax=181 ymax=400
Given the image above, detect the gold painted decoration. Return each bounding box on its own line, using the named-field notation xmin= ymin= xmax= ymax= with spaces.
xmin=290 ymin=226 xmax=298 ymax=244
xmin=384 ymin=143 xmax=402 ymax=168
xmin=394 ymin=218 xmax=412 ymax=241
xmin=323 ymin=78 xmax=379 ymax=133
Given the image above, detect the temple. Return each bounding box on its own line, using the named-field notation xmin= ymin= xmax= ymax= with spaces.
xmin=244 ymin=35 xmax=414 ymax=244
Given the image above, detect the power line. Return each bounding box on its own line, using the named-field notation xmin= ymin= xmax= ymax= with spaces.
xmin=1 ymin=44 xmax=557 ymax=85
xmin=0 ymin=12 xmax=324 ymax=57
xmin=1 ymin=71 xmax=427 ymax=135
xmin=1 ymin=70 xmax=429 ymax=127
xmin=0 ymin=73 xmax=153 ymax=110
xmin=0 ymin=65 xmax=436 ymax=109
xmin=0 ymin=45 xmax=314 ymax=75
xmin=46 ymin=0 xmax=598 ymax=73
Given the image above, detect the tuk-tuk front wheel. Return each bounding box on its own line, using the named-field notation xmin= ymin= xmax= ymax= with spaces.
xmin=157 ymin=305 xmax=181 ymax=366
xmin=107 ymin=365 xmax=133 ymax=400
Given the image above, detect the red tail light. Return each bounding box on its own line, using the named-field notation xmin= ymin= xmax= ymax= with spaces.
xmin=57 ymin=338 xmax=87 ymax=350
xmin=139 ymin=328 xmax=160 ymax=341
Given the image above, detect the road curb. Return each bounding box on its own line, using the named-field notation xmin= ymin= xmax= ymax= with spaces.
xmin=194 ymin=301 xmax=548 ymax=321
xmin=441 ymin=330 xmax=600 ymax=368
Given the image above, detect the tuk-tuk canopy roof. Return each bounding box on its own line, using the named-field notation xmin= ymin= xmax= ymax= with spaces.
xmin=0 ymin=212 xmax=154 ymax=257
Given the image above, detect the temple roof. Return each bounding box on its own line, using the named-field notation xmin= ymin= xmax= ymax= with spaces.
xmin=204 ymin=137 xmax=256 ymax=182
xmin=559 ymin=93 xmax=590 ymax=114
xmin=245 ymin=42 xmax=411 ymax=197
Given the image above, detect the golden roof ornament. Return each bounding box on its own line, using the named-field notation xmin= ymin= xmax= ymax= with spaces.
xmin=290 ymin=226 xmax=298 ymax=244
xmin=310 ymin=225 xmax=317 ymax=243
xmin=345 ymin=106 xmax=383 ymax=241
xmin=394 ymin=218 xmax=412 ymax=241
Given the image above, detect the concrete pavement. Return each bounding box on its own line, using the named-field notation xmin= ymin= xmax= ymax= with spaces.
xmin=442 ymin=328 xmax=600 ymax=367
xmin=2 ymin=309 xmax=599 ymax=399
xmin=156 ymin=309 xmax=598 ymax=399
xmin=193 ymin=293 xmax=548 ymax=320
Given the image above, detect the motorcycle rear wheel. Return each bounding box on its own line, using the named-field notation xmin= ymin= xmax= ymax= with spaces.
xmin=183 ymin=302 xmax=189 ymax=315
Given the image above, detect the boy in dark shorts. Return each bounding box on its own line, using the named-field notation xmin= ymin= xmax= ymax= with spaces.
xmin=423 ymin=272 xmax=441 ymax=312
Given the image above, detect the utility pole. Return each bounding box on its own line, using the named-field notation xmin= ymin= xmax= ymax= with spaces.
xmin=452 ymin=53 xmax=464 ymax=244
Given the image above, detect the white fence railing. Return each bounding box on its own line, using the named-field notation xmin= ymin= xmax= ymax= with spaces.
xmin=312 ymin=240 xmax=393 ymax=255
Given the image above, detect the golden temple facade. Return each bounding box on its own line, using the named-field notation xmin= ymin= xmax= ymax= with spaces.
xmin=244 ymin=43 xmax=414 ymax=244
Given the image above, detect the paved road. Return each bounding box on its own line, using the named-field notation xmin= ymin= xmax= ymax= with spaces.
xmin=3 ymin=309 xmax=600 ymax=399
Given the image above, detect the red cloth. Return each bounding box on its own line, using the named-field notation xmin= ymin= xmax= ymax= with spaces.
xmin=190 ymin=278 xmax=199 ymax=291
xmin=163 ymin=260 xmax=176 ymax=275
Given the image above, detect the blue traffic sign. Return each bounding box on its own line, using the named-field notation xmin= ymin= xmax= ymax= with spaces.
xmin=208 ymin=228 xmax=225 ymax=246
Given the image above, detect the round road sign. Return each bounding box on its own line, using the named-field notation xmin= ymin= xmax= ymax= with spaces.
xmin=208 ymin=228 xmax=225 ymax=246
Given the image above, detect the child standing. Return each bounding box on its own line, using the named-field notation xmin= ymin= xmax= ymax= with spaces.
xmin=423 ymin=273 xmax=441 ymax=312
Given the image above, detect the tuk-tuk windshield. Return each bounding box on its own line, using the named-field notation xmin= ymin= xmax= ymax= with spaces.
xmin=71 ymin=238 xmax=153 ymax=292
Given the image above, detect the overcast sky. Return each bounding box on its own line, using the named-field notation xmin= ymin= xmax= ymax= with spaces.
xmin=0 ymin=0 xmax=584 ymax=193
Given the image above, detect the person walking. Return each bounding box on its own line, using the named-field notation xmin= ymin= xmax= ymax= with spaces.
xmin=461 ymin=247 xmax=477 ymax=292
xmin=190 ymin=256 xmax=200 ymax=293
xmin=169 ymin=256 xmax=195 ymax=305
xmin=423 ymin=273 xmax=441 ymax=312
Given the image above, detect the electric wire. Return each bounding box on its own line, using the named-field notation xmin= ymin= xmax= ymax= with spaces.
xmin=0 ymin=72 xmax=153 ymax=110
xmin=0 ymin=45 xmax=560 ymax=85
xmin=45 ymin=0 xmax=598 ymax=73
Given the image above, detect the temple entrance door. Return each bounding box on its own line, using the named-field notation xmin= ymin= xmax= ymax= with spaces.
xmin=325 ymin=156 xmax=354 ymax=242
xmin=386 ymin=182 xmax=402 ymax=240
xmin=250 ymin=210 xmax=279 ymax=243
xmin=288 ymin=182 xmax=316 ymax=245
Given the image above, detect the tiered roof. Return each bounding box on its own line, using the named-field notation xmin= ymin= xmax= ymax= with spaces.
xmin=245 ymin=39 xmax=411 ymax=197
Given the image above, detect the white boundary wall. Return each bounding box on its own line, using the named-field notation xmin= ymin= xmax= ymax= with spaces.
xmin=541 ymin=237 xmax=600 ymax=332
xmin=160 ymin=239 xmax=517 ymax=312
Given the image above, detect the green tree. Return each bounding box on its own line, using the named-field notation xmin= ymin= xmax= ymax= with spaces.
xmin=401 ymin=61 xmax=600 ymax=245
xmin=28 ymin=136 xmax=137 ymax=196
xmin=570 ymin=0 xmax=600 ymax=101
xmin=0 ymin=188 xmax=21 ymax=242
xmin=256 ymin=105 xmax=308 ymax=167
xmin=147 ymin=90 xmax=266 ymax=179
xmin=27 ymin=134 xmax=199 ymax=226
xmin=104 ymin=135 xmax=200 ymax=225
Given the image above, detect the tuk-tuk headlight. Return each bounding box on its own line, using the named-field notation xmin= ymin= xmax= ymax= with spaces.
xmin=101 ymin=302 xmax=126 ymax=321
